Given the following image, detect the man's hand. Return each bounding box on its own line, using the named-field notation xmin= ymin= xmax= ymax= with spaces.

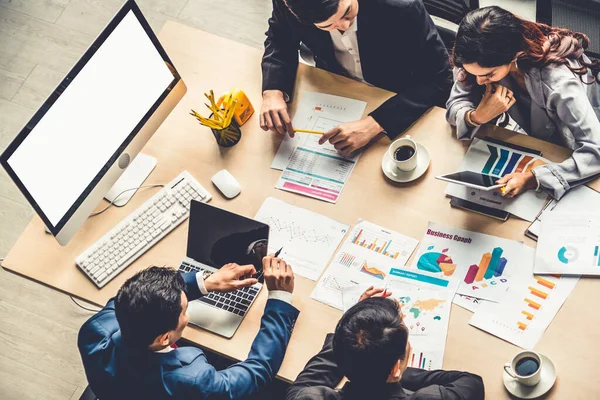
xmin=260 ymin=90 xmax=294 ymax=137
xmin=359 ymin=286 xmax=392 ymax=302
xmin=472 ymin=83 xmax=516 ymax=125
xmin=204 ymin=263 xmax=258 ymax=293
xmin=318 ymin=116 xmax=383 ymax=156
xmin=496 ymin=172 xmax=537 ymax=198
xmin=263 ymin=254 xmax=294 ymax=294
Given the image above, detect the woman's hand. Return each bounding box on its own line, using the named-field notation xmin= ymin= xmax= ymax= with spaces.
xmin=496 ymin=172 xmax=537 ymax=198
xmin=472 ymin=84 xmax=516 ymax=125
xmin=358 ymin=286 xmax=392 ymax=302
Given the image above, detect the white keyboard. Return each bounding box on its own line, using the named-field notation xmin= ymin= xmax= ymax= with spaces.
xmin=76 ymin=171 xmax=211 ymax=288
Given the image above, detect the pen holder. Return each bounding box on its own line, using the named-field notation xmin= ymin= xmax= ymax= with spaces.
xmin=210 ymin=114 xmax=242 ymax=148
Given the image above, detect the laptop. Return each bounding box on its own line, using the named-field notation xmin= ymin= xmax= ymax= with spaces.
xmin=179 ymin=200 xmax=269 ymax=338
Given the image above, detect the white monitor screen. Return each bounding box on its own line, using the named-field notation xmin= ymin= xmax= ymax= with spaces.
xmin=5 ymin=10 xmax=174 ymax=226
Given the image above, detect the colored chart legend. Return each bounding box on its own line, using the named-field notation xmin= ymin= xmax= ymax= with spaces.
xmin=351 ymin=228 xmax=400 ymax=259
xmin=337 ymin=252 xmax=356 ymax=267
xmin=463 ymin=247 xmax=507 ymax=284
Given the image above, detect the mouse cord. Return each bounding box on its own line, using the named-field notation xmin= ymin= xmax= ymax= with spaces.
xmin=90 ymin=183 xmax=165 ymax=217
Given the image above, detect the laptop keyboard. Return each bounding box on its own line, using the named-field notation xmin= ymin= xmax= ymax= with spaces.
xmin=179 ymin=262 xmax=260 ymax=316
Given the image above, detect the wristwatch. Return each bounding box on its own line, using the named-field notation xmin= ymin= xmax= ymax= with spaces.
xmin=202 ymin=270 xmax=212 ymax=281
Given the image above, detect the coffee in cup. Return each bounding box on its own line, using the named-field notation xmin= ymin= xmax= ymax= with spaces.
xmin=387 ymin=135 xmax=418 ymax=172
xmin=504 ymin=351 xmax=542 ymax=387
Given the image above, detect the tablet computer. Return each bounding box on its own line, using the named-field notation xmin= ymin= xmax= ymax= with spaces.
xmin=436 ymin=171 xmax=505 ymax=191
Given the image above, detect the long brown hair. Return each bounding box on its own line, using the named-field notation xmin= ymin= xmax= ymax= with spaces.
xmin=452 ymin=6 xmax=600 ymax=84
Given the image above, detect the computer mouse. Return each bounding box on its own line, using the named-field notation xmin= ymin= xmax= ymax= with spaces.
xmin=211 ymin=169 xmax=241 ymax=199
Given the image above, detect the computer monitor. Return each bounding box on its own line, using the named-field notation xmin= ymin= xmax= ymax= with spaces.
xmin=0 ymin=0 xmax=186 ymax=246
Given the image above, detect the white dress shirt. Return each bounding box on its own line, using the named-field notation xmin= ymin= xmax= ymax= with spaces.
xmin=329 ymin=18 xmax=365 ymax=82
xmin=154 ymin=274 xmax=293 ymax=353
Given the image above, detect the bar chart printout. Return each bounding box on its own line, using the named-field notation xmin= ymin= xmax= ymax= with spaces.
xmin=470 ymin=247 xmax=580 ymax=349
xmin=312 ymin=220 xmax=419 ymax=310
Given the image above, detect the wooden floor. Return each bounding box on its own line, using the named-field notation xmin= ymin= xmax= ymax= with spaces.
xmin=0 ymin=1 xmax=533 ymax=398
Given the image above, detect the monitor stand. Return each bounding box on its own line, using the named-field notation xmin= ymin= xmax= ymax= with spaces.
xmin=104 ymin=153 xmax=157 ymax=207
xmin=43 ymin=153 xmax=157 ymax=235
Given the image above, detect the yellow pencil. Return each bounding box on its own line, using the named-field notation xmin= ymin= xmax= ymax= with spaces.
xmin=293 ymin=128 xmax=324 ymax=135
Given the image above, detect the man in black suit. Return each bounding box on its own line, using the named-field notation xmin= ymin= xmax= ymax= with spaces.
xmin=261 ymin=0 xmax=451 ymax=155
xmin=286 ymin=288 xmax=484 ymax=399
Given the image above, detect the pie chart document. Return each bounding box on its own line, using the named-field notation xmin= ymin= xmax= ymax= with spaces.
xmin=534 ymin=213 xmax=600 ymax=276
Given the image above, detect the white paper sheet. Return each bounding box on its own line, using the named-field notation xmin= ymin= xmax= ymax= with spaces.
xmin=311 ymin=220 xmax=419 ymax=310
xmin=411 ymin=222 xmax=525 ymax=303
xmin=445 ymin=138 xmax=548 ymax=221
xmin=271 ymin=92 xmax=366 ymax=170
xmin=254 ymin=197 xmax=349 ymax=281
xmin=453 ymin=294 xmax=483 ymax=313
xmin=534 ymin=213 xmax=600 ymax=276
xmin=470 ymin=246 xmax=579 ymax=349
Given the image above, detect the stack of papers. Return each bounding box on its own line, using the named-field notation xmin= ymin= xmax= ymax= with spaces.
xmin=311 ymin=220 xmax=419 ymax=310
xmin=445 ymin=138 xmax=548 ymax=221
xmin=272 ymin=92 xmax=367 ymax=203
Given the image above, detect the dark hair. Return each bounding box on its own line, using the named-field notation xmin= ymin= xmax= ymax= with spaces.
xmin=452 ymin=6 xmax=600 ymax=84
xmin=283 ymin=0 xmax=340 ymax=24
xmin=115 ymin=266 xmax=186 ymax=348
xmin=333 ymin=297 xmax=409 ymax=385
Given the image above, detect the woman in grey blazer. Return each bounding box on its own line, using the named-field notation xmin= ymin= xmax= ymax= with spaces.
xmin=446 ymin=6 xmax=600 ymax=200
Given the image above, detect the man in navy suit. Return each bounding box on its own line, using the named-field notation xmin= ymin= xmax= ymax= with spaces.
xmin=78 ymin=255 xmax=298 ymax=399
xmin=260 ymin=0 xmax=451 ymax=155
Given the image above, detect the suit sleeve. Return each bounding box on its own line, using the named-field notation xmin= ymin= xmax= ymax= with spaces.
xmin=191 ymin=299 xmax=300 ymax=399
xmin=369 ymin=0 xmax=451 ymax=138
xmin=445 ymin=68 xmax=484 ymax=140
xmin=533 ymin=73 xmax=600 ymax=199
xmin=262 ymin=0 xmax=301 ymax=99
xmin=182 ymin=271 xmax=206 ymax=301
xmin=401 ymin=367 xmax=484 ymax=400
xmin=285 ymin=333 xmax=344 ymax=399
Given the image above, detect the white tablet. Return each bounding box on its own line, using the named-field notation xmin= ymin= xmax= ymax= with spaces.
xmin=436 ymin=171 xmax=506 ymax=191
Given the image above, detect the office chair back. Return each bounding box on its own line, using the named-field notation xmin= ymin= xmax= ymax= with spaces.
xmin=422 ymin=0 xmax=479 ymax=51
xmin=423 ymin=0 xmax=479 ymax=25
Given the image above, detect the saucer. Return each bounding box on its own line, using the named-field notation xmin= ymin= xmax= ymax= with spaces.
xmin=503 ymin=354 xmax=557 ymax=399
xmin=382 ymin=143 xmax=431 ymax=183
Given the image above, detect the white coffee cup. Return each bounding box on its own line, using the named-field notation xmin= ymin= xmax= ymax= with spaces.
xmin=387 ymin=135 xmax=418 ymax=172
xmin=504 ymin=351 xmax=543 ymax=387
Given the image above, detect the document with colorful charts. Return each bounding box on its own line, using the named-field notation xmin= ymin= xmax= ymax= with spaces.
xmin=271 ymin=92 xmax=367 ymax=171
xmin=254 ymin=197 xmax=349 ymax=281
xmin=341 ymin=268 xmax=459 ymax=371
xmin=470 ymin=246 xmax=580 ymax=349
xmin=411 ymin=222 xmax=528 ymax=303
xmin=444 ymin=138 xmax=548 ymax=221
xmin=534 ymin=213 xmax=600 ymax=276
xmin=311 ymin=220 xmax=419 ymax=310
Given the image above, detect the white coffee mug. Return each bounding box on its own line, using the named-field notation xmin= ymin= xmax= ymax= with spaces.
xmin=388 ymin=135 xmax=418 ymax=172
xmin=504 ymin=351 xmax=542 ymax=387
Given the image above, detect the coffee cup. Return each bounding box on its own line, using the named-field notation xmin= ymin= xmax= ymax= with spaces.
xmin=504 ymin=351 xmax=542 ymax=387
xmin=388 ymin=135 xmax=418 ymax=172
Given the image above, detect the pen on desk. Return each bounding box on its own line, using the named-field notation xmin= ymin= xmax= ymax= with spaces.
xmin=274 ymin=247 xmax=283 ymax=257
xmin=293 ymin=128 xmax=324 ymax=135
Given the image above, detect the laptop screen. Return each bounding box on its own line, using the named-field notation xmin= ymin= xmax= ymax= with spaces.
xmin=187 ymin=200 xmax=269 ymax=282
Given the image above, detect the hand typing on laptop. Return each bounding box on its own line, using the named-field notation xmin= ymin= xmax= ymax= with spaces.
xmin=204 ymin=263 xmax=259 ymax=292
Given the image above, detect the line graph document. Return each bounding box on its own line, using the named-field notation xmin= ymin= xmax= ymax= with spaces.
xmin=254 ymin=197 xmax=349 ymax=280
xmin=271 ymin=92 xmax=367 ymax=170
